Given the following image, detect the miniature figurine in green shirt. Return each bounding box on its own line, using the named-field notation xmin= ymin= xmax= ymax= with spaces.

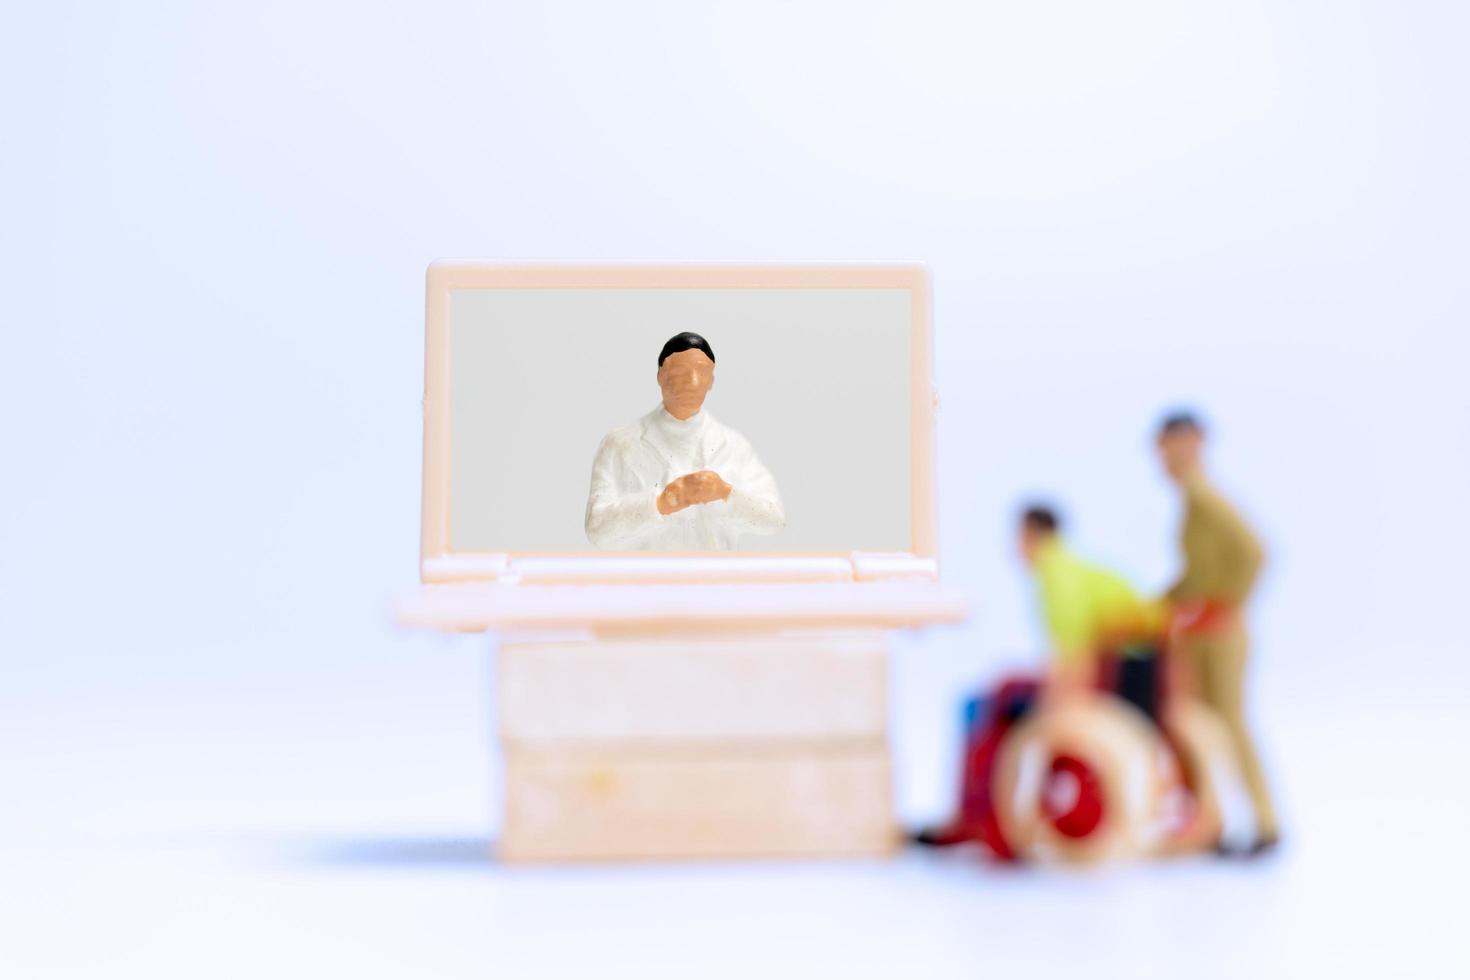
xmin=1018 ymin=504 xmax=1166 ymax=709
xmin=1156 ymin=410 xmax=1279 ymax=857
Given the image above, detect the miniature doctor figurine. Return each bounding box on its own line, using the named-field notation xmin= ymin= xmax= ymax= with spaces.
xmin=584 ymin=332 xmax=784 ymax=550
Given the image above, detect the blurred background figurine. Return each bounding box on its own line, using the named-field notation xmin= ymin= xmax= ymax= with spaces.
xmin=584 ymin=332 xmax=785 ymax=550
xmin=1018 ymin=504 xmax=1166 ymax=719
xmin=914 ymin=422 xmax=1285 ymax=864
xmin=1156 ymin=411 xmax=1279 ymax=856
xmin=914 ymin=504 xmax=1166 ymax=850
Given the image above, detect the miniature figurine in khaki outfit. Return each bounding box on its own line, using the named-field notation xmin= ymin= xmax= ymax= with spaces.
xmin=585 ymin=332 xmax=785 ymax=550
xmin=1157 ymin=411 xmax=1279 ymax=855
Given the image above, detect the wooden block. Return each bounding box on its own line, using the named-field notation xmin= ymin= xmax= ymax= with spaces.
xmin=498 ymin=633 xmax=887 ymax=743
xmin=500 ymin=746 xmax=895 ymax=861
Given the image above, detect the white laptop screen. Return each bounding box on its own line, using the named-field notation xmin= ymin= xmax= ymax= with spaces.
xmin=421 ymin=265 xmax=934 ymax=581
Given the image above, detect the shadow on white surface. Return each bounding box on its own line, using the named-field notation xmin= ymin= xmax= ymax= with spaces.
xmin=298 ymin=835 xmax=495 ymax=870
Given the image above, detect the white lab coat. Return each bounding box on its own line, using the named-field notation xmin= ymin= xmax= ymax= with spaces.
xmin=585 ymin=406 xmax=785 ymax=550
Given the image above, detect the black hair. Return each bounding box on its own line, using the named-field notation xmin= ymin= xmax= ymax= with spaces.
xmin=1159 ymin=409 xmax=1205 ymax=437
xmin=1020 ymin=503 xmax=1061 ymax=535
xmin=658 ymin=332 xmax=716 ymax=367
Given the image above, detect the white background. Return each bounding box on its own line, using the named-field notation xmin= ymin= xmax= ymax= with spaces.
xmin=3 ymin=1 xmax=1468 ymax=977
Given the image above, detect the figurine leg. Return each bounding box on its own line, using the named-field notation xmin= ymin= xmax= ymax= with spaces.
xmin=1189 ymin=626 xmax=1279 ymax=843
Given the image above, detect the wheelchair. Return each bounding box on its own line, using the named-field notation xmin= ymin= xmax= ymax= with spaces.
xmin=927 ymin=648 xmax=1247 ymax=864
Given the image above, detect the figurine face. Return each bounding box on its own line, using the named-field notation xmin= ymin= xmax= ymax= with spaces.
xmin=1157 ymin=427 xmax=1204 ymax=483
xmin=1018 ymin=525 xmax=1046 ymax=564
xmin=657 ymin=348 xmax=715 ymax=421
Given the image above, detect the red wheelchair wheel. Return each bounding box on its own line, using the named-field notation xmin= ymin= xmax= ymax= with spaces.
xmin=991 ymin=695 xmax=1165 ymax=864
xmin=1043 ymin=754 xmax=1105 ymax=839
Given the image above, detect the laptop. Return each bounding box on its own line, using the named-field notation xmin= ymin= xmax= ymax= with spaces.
xmin=399 ymin=262 xmax=961 ymax=631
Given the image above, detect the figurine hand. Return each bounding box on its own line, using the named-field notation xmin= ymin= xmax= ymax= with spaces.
xmin=656 ymin=480 xmax=685 ymax=515
xmin=684 ymin=470 xmax=732 ymax=505
xmin=657 ymin=471 xmax=731 ymax=515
